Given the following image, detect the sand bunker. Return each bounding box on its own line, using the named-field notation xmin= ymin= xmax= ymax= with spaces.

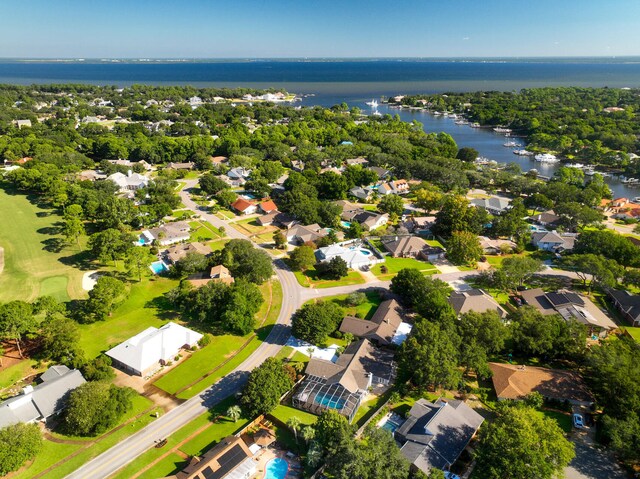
xmin=82 ymin=271 xmax=101 ymax=291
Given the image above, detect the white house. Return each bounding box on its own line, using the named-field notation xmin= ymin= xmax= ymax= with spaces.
xmin=140 ymin=221 xmax=191 ymax=246
xmin=531 ymin=231 xmax=577 ymax=253
xmin=107 ymin=171 xmax=150 ymax=191
xmin=315 ymin=242 xmax=375 ymax=269
xmin=106 ymin=322 xmax=203 ymax=377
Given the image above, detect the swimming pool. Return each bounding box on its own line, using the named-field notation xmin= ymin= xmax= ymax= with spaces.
xmin=149 ymin=261 xmax=168 ymax=274
xmin=340 ymin=221 xmax=352 ymax=228
xmin=315 ymin=393 xmax=346 ymax=410
xmin=265 ymin=458 xmax=288 ymax=479
xmin=348 ymin=246 xmax=372 ymax=256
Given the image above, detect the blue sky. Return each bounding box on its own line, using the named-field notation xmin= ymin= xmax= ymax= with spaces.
xmin=1 ymin=0 xmax=639 ymax=58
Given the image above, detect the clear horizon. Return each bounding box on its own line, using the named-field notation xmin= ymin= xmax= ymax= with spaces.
xmin=1 ymin=0 xmax=639 ymax=58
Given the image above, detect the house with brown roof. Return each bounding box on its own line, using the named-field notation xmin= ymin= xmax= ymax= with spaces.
xmin=530 ymin=210 xmax=562 ymax=227
xmin=187 ymin=265 xmax=234 ymax=288
xmin=286 ymin=223 xmax=327 ymax=245
xmin=167 ymin=162 xmax=194 ymax=170
xmin=230 ymin=198 xmax=257 ymax=215
xmin=448 ymin=289 xmax=507 ymax=319
xmin=378 ymin=179 xmax=409 ymax=195
xmin=292 ymin=339 xmax=394 ymax=422
xmin=165 ymin=242 xmax=211 ymax=264
xmin=520 ymin=288 xmax=617 ymax=337
xmin=380 ymin=236 xmax=444 ymax=260
xmin=258 ymin=199 xmax=278 ymax=214
xmin=488 ymin=363 xmax=594 ymax=406
xmin=339 ymin=299 xmax=412 ymax=346
xmin=478 ymin=236 xmax=516 ymax=255
xmin=166 ymin=436 xmax=256 ymax=479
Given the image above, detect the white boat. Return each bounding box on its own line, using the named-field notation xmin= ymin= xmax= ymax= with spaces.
xmin=372 ymin=111 xmax=382 ymax=116
xmin=534 ymin=153 xmax=559 ymax=163
xmin=433 ymin=111 xmax=442 ymax=116
xmin=449 ymin=113 xmax=458 ymax=119
xmin=470 ymin=122 xmax=481 ymax=128
xmin=454 ymin=119 xmax=468 ymax=125
xmin=566 ymin=163 xmax=585 ymax=169
xmin=365 ymin=99 xmax=378 ymax=107
xmin=503 ymin=140 xmax=520 ymax=147
xmin=493 ymin=127 xmax=512 ymax=134
xmin=584 ymin=168 xmax=596 ymax=176
xmin=513 ymin=149 xmax=534 ymax=156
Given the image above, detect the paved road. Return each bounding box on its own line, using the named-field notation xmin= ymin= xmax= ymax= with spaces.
xmin=565 ymin=435 xmax=629 ymax=479
xmin=65 ymin=184 xmax=590 ymax=478
xmin=65 ymin=187 xmax=302 ymax=479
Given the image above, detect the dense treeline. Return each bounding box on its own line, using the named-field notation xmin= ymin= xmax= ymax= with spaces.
xmin=396 ymin=87 xmax=640 ymax=169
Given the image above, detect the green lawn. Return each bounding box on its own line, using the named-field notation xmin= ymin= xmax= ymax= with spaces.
xmin=275 ymin=346 xmax=295 ymax=360
xmin=188 ymin=220 xmax=223 ymax=242
xmin=231 ymin=217 xmax=268 ymax=235
xmin=165 ymin=281 xmax=283 ymax=400
xmin=623 ymin=326 xmax=640 ymax=343
xmin=535 ymin=409 xmax=573 ymax=433
xmin=13 ymin=395 xmax=158 ymax=479
xmin=270 ymin=404 xmax=318 ymax=426
xmin=371 ymin=256 xmax=437 ymax=280
xmin=313 ymin=291 xmax=382 ymax=320
xmin=293 ymin=269 xmax=365 ymax=288
xmin=207 ymin=239 xmax=229 ymax=251
xmin=77 ymin=277 xmax=179 ymax=359
xmin=0 ymin=187 xmax=88 ymax=302
xmin=0 ymin=358 xmax=39 ymax=391
xmin=137 ymin=453 xmax=187 ymax=479
xmin=215 ymin=209 xmax=235 ymax=220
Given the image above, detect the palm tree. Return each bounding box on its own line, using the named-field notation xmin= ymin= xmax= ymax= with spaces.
xmin=226 ymin=405 xmax=241 ymax=422
xmin=301 ymin=425 xmax=316 ymax=444
xmin=287 ymin=416 xmax=301 ymax=441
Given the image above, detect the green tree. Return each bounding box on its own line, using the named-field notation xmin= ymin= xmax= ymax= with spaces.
xmin=458 ymin=311 xmax=508 ymax=378
xmin=85 ymin=276 xmax=127 ymax=322
xmin=41 ymin=314 xmax=85 ymax=367
xmin=378 ymin=194 xmax=404 ymax=217
xmin=82 ymin=355 xmax=116 ymax=382
xmin=199 ymin=173 xmax=229 ymax=196
xmin=220 ymin=239 xmax=273 ymax=284
xmin=292 ymin=301 xmax=344 ymax=345
xmin=323 ymin=256 xmax=348 ymax=280
xmin=63 ymin=382 xmax=136 ymax=436
xmin=289 ymin=245 xmax=316 ymax=271
xmin=226 ymin=405 xmax=242 ymax=422
xmin=273 ymin=230 xmax=287 ymax=250
xmin=474 ymin=406 xmax=575 ymax=479
xmin=456 ymin=147 xmax=479 ymax=162
xmin=240 ymin=358 xmax=293 ymax=417
xmin=0 ymin=300 xmax=35 ymax=358
xmin=287 ymin=416 xmax=302 ymax=441
xmin=414 ymin=185 xmax=443 ymax=214
xmin=561 ymin=254 xmax=623 ymax=292
xmin=0 ymin=423 xmax=43 ymax=475
xmin=125 ymin=247 xmax=154 ymax=281
xmin=62 ymin=216 xmax=85 ymax=246
xmin=398 ymin=318 xmax=461 ymax=389
xmin=446 ymin=230 xmax=482 ymax=267
xmin=89 ymin=229 xmax=134 ymax=266
xmin=433 ymin=194 xmax=487 ymax=238
xmin=499 ymin=256 xmax=543 ymax=290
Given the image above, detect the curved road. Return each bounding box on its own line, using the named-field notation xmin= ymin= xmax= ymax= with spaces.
xmin=66 ymin=183 xmax=584 ymax=478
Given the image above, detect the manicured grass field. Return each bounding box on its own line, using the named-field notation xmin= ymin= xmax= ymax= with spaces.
xmin=270 ymin=404 xmax=318 ymax=426
xmin=188 ymin=220 xmax=223 ymax=242
xmin=293 ymin=269 xmax=365 ymax=288
xmin=231 ymin=217 xmax=269 ymax=235
xmin=77 ymin=277 xmax=180 ymax=359
xmin=0 ymin=187 xmax=87 ymax=302
xmin=156 ymin=281 xmax=283 ymax=399
xmin=207 ymin=239 xmax=229 ymax=251
xmin=0 ymin=358 xmax=39 ymax=391
xmin=13 ymin=395 xmax=158 ymax=479
xmin=314 ymin=291 xmax=383 ymax=320
xmin=371 ymin=256 xmax=437 ymax=280
xmin=215 ymin=209 xmax=235 ymax=220
xmin=534 ymin=409 xmax=573 ymax=433
xmin=623 ymin=326 xmax=640 ymax=343
xmin=137 ymin=453 xmax=187 ymax=479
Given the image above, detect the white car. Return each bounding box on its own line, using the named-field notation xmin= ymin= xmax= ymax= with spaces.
xmin=573 ymin=413 xmax=585 ymax=429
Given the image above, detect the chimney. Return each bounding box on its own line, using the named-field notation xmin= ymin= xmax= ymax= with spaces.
xmin=22 ymin=385 xmax=34 ymax=395
xmin=127 ymin=169 xmax=132 ymax=177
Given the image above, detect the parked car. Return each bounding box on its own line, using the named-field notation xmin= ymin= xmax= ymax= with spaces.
xmin=573 ymin=413 xmax=585 ymax=429
xmin=444 ymin=473 xmax=461 ymax=479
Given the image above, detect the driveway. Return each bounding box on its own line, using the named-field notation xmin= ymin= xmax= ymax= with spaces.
xmin=565 ymin=435 xmax=629 ymax=479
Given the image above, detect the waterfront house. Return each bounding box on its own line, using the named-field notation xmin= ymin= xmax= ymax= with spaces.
xmin=338 ymin=299 xmax=412 ymax=346
xmin=488 ymin=363 xmax=593 ymax=406
xmin=0 ymin=365 xmax=85 ymax=428
xmin=520 ymin=288 xmax=617 ymax=337
xmin=292 ymin=339 xmax=394 ymax=422
xmin=448 ymin=289 xmax=507 ymax=319
xmin=106 ymin=322 xmax=202 ymax=377
xmin=395 ymin=398 xmax=484 ymax=475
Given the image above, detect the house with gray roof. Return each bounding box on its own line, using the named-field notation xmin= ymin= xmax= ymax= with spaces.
xmin=520 ymin=288 xmax=617 ymax=337
xmin=349 ymin=186 xmax=371 ymax=201
xmin=470 ymin=196 xmax=511 ymax=215
xmin=292 ymin=339 xmax=394 ymax=422
xmin=339 ymin=299 xmax=412 ymax=346
xmin=0 ymin=365 xmax=85 ymax=428
xmin=531 ymin=231 xmax=577 ymax=253
xmin=394 ymin=398 xmax=484 ymax=475
xmin=608 ymin=289 xmax=640 ymax=326
xmin=351 ymin=211 xmax=388 ymax=231
xmin=448 ymin=289 xmax=507 ymax=319
xmin=286 ymin=223 xmax=328 ymax=245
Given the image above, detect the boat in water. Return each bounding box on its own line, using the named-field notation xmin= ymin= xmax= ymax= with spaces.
xmin=513 ymin=149 xmax=534 ymax=156
xmin=365 ymin=99 xmax=378 ymax=107
xmin=503 ymin=140 xmax=520 ymax=147
xmin=470 ymin=122 xmax=481 ymax=128
xmin=493 ymin=127 xmax=512 ymax=134
xmin=534 ymin=153 xmax=560 ymax=163
xmin=566 ymin=163 xmax=585 ymax=169
xmin=454 ymin=119 xmax=469 ymax=125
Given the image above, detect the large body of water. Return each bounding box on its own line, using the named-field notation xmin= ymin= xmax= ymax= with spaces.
xmin=2 ymin=59 xmax=640 ymax=197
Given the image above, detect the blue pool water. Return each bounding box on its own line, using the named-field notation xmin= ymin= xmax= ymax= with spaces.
xmin=348 ymin=246 xmax=372 ymax=256
xmin=265 ymin=458 xmax=288 ymax=479
xmin=315 ymin=393 xmax=346 ymax=410
xmin=138 ymin=237 xmax=146 ymax=245
xmin=340 ymin=221 xmax=351 ymax=228
xmin=381 ymin=418 xmax=401 ymax=433
xmin=150 ymin=261 xmax=168 ymax=274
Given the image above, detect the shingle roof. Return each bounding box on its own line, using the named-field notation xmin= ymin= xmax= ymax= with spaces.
xmin=396 ymin=398 xmax=484 ymax=473
xmin=339 ymin=299 xmax=404 ymax=345
xmin=448 ymin=289 xmax=507 ymax=318
xmin=609 ymin=289 xmax=640 ymax=321
xmin=488 ymin=363 xmax=593 ymax=403
xmin=382 ymin=236 xmax=428 ymax=257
